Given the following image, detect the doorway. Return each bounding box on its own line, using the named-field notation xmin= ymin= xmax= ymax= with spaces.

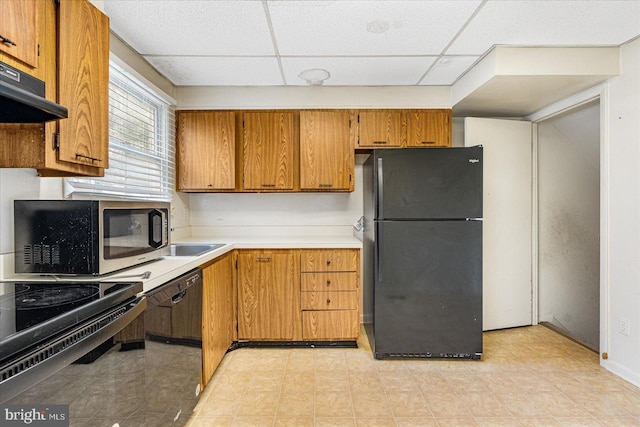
xmin=537 ymin=100 xmax=601 ymax=351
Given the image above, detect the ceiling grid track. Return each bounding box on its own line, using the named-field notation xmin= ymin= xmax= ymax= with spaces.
xmin=416 ymin=0 xmax=488 ymax=86
xmin=262 ymin=0 xmax=287 ymax=86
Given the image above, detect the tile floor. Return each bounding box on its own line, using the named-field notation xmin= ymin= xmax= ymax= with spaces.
xmin=186 ymin=326 xmax=640 ymax=426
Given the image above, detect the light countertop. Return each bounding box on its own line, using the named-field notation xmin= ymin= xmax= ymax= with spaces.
xmin=3 ymin=236 xmax=362 ymax=293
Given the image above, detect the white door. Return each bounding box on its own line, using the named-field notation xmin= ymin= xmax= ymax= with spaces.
xmin=465 ymin=118 xmax=533 ymax=330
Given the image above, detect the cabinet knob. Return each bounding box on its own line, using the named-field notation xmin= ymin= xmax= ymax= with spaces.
xmin=326 ymin=298 xmax=331 ymax=304
xmin=326 ymin=260 xmax=331 ymax=266
xmin=326 ymin=280 xmax=331 ymax=286
xmin=208 ymin=184 xmax=213 ymax=187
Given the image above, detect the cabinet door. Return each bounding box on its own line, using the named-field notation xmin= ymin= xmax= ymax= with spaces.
xmin=299 ymin=111 xmax=353 ymax=191
xmin=243 ymin=112 xmax=294 ymax=191
xmin=201 ymin=253 xmax=233 ymax=387
xmin=237 ymin=250 xmax=297 ymax=340
xmin=57 ymin=0 xmax=109 ymax=168
xmin=177 ymin=111 xmax=236 ymax=191
xmin=358 ymin=111 xmax=405 ymax=148
xmin=406 ymin=109 xmax=452 ymax=147
xmin=0 ymin=0 xmax=38 ymax=67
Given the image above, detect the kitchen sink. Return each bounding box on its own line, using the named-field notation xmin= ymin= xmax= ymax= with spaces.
xmin=168 ymin=243 xmax=225 ymax=257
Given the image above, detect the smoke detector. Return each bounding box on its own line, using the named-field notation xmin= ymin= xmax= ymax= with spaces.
xmin=298 ymin=68 xmax=331 ymax=86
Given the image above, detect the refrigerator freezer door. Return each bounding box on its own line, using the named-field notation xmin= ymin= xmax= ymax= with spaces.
xmin=375 ymin=147 xmax=482 ymax=220
xmin=373 ymin=219 xmax=482 ymax=358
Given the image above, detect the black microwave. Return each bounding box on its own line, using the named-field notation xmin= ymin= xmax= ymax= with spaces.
xmin=14 ymin=200 xmax=170 ymax=275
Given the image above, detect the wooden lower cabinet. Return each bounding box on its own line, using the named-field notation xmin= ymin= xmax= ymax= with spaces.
xmin=201 ymin=253 xmax=233 ymax=388
xmin=300 ymin=249 xmax=360 ymax=341
xmin=302 ymin=311 xmax=359 ymax=341
xmin=237 ymin=250 xmax=301 ymax=341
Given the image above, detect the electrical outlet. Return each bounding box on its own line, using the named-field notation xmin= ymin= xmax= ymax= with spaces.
xmin=618 ymin=317 xmax=631 ymax=336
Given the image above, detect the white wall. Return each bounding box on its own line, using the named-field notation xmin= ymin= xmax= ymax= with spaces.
xmin=603 ymin=37 xmax=640 ymax=386
xmin=189 ymin=155 xmax=367 ymax=237
xmin=538 ymin=101 xmax=600 ymax=350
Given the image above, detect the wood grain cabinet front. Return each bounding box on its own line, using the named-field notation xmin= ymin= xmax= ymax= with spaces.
xmin=237 ymin=250 xmax=301 ymax=341
xmin=177 ymin=111 xmax=236 ymax=191
xmin=0 ymin=0 xmax=38 ymax=68
xmin=201 ymin=253 xmax=233 ymax=388
xmin=300 ymin=249 xmax=360 ymax=341
xmin=299 ymin=110 xmax=354 ymax=191
xmin=406 ymin=109 xmax=452 ymax=147
xmin=357 ymin=111 xmax=405 ymax=148
xmin=242 ymin=112 xmax=295 ymax=191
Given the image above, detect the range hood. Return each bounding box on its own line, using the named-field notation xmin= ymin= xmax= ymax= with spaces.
xmin=0 ymin=61 xmax=68 ymax=123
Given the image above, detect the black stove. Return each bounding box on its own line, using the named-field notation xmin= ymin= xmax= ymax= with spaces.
xmin=0 ymin=280 xmax=145 ymax=402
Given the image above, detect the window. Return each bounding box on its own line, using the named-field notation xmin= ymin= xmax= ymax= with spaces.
xmin=66 ymin=62 xmax=175 ymax=201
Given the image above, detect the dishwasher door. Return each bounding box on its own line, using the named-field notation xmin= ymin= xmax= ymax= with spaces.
xmin=144 ymin=268 xmax=203 ymax=426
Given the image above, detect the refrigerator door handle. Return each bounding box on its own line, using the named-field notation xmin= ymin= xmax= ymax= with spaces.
xmin=375 ymin=222 xmax=383 ymax=282
xmin=377 ymin=158 xmax=384 ymax=219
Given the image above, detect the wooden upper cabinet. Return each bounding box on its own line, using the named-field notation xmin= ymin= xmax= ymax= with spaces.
xmin=57 ymin=0 xmax=109 ymax=168
xmin=177 ymin=111 xmax=236 ymax=191
xmin=237 ymin=250 xmax=298 ymax=340
xmin=243 ymin=112 xmax=294 ymax=191
xmin=299 ymin=111 xmax=354 ymax=191
xmin=0 ymin=0 xmax=38 ymax=68
xmin=358 ymin=111 xmax=405 ymax=148
xmin=406 ymin=109 xmax=452 ymax=147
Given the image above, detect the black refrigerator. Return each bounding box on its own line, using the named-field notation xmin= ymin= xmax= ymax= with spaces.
xmin=363 ymin=147 xmax=483 ymax=360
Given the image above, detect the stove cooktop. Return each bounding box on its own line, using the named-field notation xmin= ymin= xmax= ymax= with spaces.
xmin=0 ymin=281 xmax=143 ymax=362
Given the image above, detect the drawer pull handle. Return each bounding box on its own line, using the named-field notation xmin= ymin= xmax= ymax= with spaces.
xmin=373 ymin=140 xmax=387 ymax=145
xmin=326 ymin=280 xmax=331 ymax=286
xmin=256 ymin=257 xmax=272 ymax=262
xmin=326 ymin=298 xmax=331 ymax=304
xmin=420 ymin=141 xmax=436 ymax=145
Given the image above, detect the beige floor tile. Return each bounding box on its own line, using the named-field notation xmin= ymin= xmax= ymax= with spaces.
xmin=394 ymin=417 xmax=438 ymax=426
xmin=315 ymin=418 xmax=356 ymax=427
xmin=274 ymin=417 xmax=314 ymax=426
xmin=386 ymin=392 xmax=431 ymax=417
xmin=232 ymin=416 xmax=276 ymax=426
xmin=350 ymin=391 xmax=393 ymax=418
xmin=236 ymin=392 xmax=280 ymax=417
xmin=594 ymin=416 xmax=640 ymax=426
xmin=552 ymin=417 xmax=603 ymax=426
xmin=276 ymin=392 xmax=315 ymax=418
xmin=516 ymin=418 xmax=562 ymax=426
xmin=474 ymin=418 xmax=521 ymax=427
xmin=354 ymin=417 xmax=396 ymax=426
xmin=188 ymin=416 xmax=235 ymax=426
xmin=424 ymin=395 xmax=473 ymax=418
xmin=314 ymin=391 xmax=354 ymax=418
xmin=435 ymin=417 xmax=479 ymax=426
xmin=188 ymin=326 xmax=640 ymax=427
xmin=459 ymin=392 xmax=512 ymax=418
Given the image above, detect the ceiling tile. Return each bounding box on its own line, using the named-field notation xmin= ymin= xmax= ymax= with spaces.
xmin=281 ymin=57 xmax=437 ymax=86
xmin=143 ymin=56 xmax=284 ymax=86
xmin=420 ymin=56 xmax=480 ymax=85
xmin=447 ymin=0 xmax=640 ymax=55
xmin=104 ymin=0 xmax=275 ymax=56
xmin=268 ymin=0 xmax=482 ymax=56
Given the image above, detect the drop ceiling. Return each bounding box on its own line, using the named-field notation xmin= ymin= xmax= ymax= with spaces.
xmin=103 ymin=0 xmax=640 ymax=88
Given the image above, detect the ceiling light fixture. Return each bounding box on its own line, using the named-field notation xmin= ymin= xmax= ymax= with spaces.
xmin=298 ymin=68 xmax=331 ymax=86
xmin=366 ymin=20 xmax=390 ymax=34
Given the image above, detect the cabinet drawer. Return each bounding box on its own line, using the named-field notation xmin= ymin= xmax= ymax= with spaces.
xmin=300 ymin=250 xmax=358 ymax=272
xmin=302 ymin=311 xmax=359 ymax=340
xmin=301 ymin=291 xmax=357 ymax=310
xmin=301 ymin=272 xmax=358 ymax=291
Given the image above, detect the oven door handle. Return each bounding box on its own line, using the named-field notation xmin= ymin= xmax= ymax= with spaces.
xmin=0 ymin=296 xmax=147 ymax=404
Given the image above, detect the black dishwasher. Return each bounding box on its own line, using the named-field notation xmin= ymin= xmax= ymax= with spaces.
xmin=144 ymin=268 xmax=203 ymax=426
